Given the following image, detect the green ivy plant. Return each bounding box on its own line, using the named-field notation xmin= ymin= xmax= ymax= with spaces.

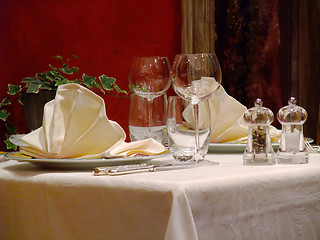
xmin=0 ymin=55 xmax=127 ymax=150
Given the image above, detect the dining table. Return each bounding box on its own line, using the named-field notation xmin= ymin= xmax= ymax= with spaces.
xmin=0 ymin=152 xmax=320 ymax=240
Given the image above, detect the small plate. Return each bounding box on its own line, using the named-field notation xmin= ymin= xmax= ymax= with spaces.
xmin=208 ymin=138 xmax=314 ymax=153
xmin=5 ymin=152 xmax=168 ymax=170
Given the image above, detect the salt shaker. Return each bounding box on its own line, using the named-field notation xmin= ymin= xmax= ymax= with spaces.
xmin=276 ymin=97 xmax=308 ymax=164
xmin=243 ymin=99 xmax=276 ymax=165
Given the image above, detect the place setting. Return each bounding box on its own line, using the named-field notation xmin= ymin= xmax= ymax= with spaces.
xmin=4 ymin=83 xmax=168 ymax=170
xmin=4 ymin=53 xmax=317 ymax=174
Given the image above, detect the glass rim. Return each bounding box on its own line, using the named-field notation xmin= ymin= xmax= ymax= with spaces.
xmin=174 ymin=53 xmax=217 ymax=56
xmin=131 ymin=56 xmax=169 ymax=60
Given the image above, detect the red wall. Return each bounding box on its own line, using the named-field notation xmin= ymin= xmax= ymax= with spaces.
xmin=0 ymin=0 xmax=181 ymax=150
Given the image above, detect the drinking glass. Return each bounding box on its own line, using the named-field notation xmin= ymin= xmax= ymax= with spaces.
xmin=129 ymin=93 xmax=168 ymax=145
xmin=171 ymin=53 xmax=222 ymax=162
xmin=128 ymin=56 xmax=171 ymax=140
xmin=167 ymin=96 xmax=211 ymax=161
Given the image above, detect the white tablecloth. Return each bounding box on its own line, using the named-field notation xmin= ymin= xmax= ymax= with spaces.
xmin=0 ymin=154 xmax=320 ymax=240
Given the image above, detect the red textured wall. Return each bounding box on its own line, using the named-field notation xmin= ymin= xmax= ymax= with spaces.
xmin=0 ymin=0 xmax=181 ymax=150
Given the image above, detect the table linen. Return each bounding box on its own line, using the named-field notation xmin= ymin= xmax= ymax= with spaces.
xmin=0 ymin=154 xmax=320 ymax=240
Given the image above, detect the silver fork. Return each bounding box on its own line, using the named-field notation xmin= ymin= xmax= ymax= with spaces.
xmin=305 ymin=140 xmax=320 ymax=154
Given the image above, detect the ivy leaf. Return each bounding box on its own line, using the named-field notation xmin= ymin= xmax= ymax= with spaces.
xmin=0 ymin=110 xmax=9 ymax=121
xmin=92 ymin=81 xmax=105 ymax=94
xmin=99 ymin=75 xmax=115 ymax=90
xmin=128 ymin=82 xmax=136 ymax=92
xmin=54 ymin=79 xmax=72 ymax=87
xmin=0 ymin=98 xmax=11 ymax=108
xmin=48 ymin=64 xmax=58 ymax=71
xmin=4 ymin=138 xmax=17 ymax=150
xmin=113 ymin=83 xmax=127 ymax=94
xmin=39 ymin=82 xmax=54 ymax=90
xmin=53 ymin=55 xmax=63 ymax=60
xmin=140 ymin=84 xmax=149 ymax=92
xmin=17 ymin=94 xmax=23 ymax=105
xmin=69 ymin=66 xmax=79 ymax=73
xmin=22 ymin=77 xmax=35 ymax=83
xmin=5 ymin=123 xmax=17 ymax=134
xmin=60 ymin=65 xmax=79 ymax=74
xmin=8 ymin=84 xmax=22 ymax=95
xmin=82 ymin=74 xmax=96 ymax=88
xmin=26 ymin=83 xmax=41 ymax=93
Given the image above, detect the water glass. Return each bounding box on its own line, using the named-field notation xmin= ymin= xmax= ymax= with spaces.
xmin=167 ymin=96 xmax=211 ymax=161
xmin=129 ymin=93 xmax=168 ymax=145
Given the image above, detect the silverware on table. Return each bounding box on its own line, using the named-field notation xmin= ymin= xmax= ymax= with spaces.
xmin=93 ymin=162 xmax=197 ymax=176
xmin=305 ymin=140 xmax=320 ymax=154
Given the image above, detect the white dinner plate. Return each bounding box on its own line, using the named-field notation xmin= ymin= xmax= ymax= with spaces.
xmin=208 ymin=138 xmax=314 ymax=153
xmin=5 ymin=152 xmax=168 ymax=170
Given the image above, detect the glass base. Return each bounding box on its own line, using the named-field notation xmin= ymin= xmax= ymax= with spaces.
xmin=277 ymin=151 xmax=309 ymax=164
xmin=243 ymin=152 xmax=276 ymax=166
xmin=174 ymin=158 xmax=219 ymax=166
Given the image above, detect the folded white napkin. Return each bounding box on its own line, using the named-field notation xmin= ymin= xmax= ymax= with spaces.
xmin=21 ymin=83 xmax=166 ymax=159
xmin=184 ymin=77 xmax=281 ymax=143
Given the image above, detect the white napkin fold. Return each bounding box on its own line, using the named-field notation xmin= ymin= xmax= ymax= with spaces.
xmin=21 ymin=83 xmax=166 ymax=159
xmin=184 ymin=77 xmax=281 ymax=143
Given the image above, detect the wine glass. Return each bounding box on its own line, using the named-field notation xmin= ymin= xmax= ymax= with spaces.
xmin=171 ymin=53 xmax=222 ymax=163
xmin=128 ymin=56 xmax=171 ymax=140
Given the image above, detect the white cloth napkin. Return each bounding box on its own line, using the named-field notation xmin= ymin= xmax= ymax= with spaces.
xmin=184 ymin=77 xmax=281 ymax=143
xmin=21 ymin=83 xmax=166 ymax=159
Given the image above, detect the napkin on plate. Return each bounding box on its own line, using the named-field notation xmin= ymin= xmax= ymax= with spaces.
xmin=183 ymin=77 xmax=281 ymax=143
xmin=21 ymin=83 xmax=166 ymax=159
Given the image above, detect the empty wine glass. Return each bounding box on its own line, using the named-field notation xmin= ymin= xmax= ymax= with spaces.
xmin=171 ymin=53 xmax=222 ymax=163
xmin=128 ymin=56 xmax=171 ymax=140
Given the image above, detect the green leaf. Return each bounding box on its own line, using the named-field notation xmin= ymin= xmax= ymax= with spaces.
xmin=99 ymin=75 xmax=115 ymax=90
xmin=72 ymin=55 xmax=79 ymax=60
xmin=140 ymin=84 xmax=149 ymax=92
xmin=0 ymin=98 xmax=11 ymax=108
xmin=53 ymin=55 xmax=63 ymax=60
xmin=0 ymin=110 xmax=9 ymax=121
xmin=26 ymin=83 xmax=41 ymax=93
xmin=54 ymin=79 xmax=72 ymax=87
xmin=4 ymin=137 xmax=17 ymax=150
xmin=17 ymin=94 xmax=23 ymax=105
xmin=4 ymin=126 xmax=18 ymax=149
xmin=82 ymin=74 xmax=96 ymax=88
xmin=39 ymin=82 xmax=54 ymax=90
xmin=128 ymin=82 xmax=136 ymax=92
xmin=7 ymin=84 xmax=22 ymax=95
xmin=60 ymin=66 xmax=79 ymax=74
xmin=92 ymin=81 xmax=105 ymax=94
xmin=51 ymin=70 xmax=63 ymax=78
xmin=48 ymin=64 xmax=58 ymax=71
xmin=5 ymin=123 xmax=17 ymax=134
xmin=113 ymin=83 xmax=127 ymax=94
xmin=22 ymin=77 xmax=36 ymax=83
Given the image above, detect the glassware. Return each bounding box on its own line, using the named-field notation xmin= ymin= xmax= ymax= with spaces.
xmin=171 ymin=53 xmax=221 ymax=162
xmin=129 ymin=93 xmax=168 ymax=145
xmin=276 ymin=97 xmax=308 ymax=164
xmin=243 ymin=98 xmax=276 ymax=165
xmin=167 ymin=96 xmax=211 ymax=162
xmin=128 ymin=56 xmax=171 ymax=140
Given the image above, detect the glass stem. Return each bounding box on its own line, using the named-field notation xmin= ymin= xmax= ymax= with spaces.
xmin=193 ymin=103 xmax=202 ymax=162
xmin=147 ymin=98 xmax=153 ymax=137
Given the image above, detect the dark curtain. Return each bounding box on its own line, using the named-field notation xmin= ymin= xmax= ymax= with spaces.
xmin=215 ymin=0 xmax=283 ymax=128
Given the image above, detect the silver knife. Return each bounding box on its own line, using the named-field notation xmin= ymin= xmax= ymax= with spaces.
xmin=93 ymin=162 xmax=196 ymax=176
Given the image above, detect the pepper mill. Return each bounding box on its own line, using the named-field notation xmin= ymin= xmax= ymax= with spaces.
xmin=276 ymin=97 xmax=308 ymax=164
xmin=243 ymin=99 xmax=276 ymax=165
